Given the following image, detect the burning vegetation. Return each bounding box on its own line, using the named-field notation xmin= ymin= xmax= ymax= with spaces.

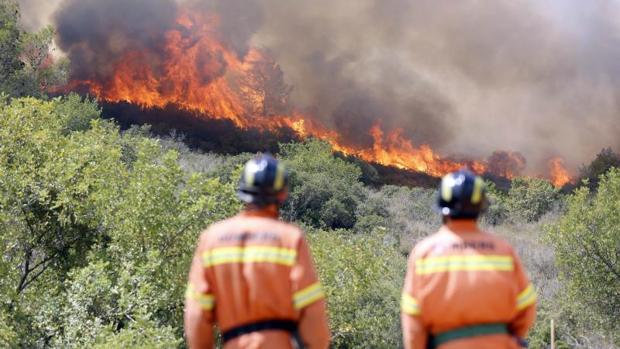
xmin=56 ymin=1 xmax=575 ymax=186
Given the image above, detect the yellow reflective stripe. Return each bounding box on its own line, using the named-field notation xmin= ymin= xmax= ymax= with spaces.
xmin=202 ymin=246 xmax=297 ymax=267
xmin=273 ymin=163 xmax=286 ymax=190
xmin=401 ymin=292 xmax=420 ymax=316
xmin=471 ymin=177 xmax=484 ymax=204
xmin=293 ymin=282 xmax=324 ymax=309
xmin=415 ymin=255 xmax=514 ymax=274
xmin=441 ymin=174 xmax=454 ymax=202
xmin=516 ymin=283 xmax=537 ymax=311
xmin=244 ymin=162 xmax=257 ymax=187
xmin=185 ymin=283 xmax=215 ymax=310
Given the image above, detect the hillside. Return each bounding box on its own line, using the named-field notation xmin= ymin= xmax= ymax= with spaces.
xmin=2 ymin=1 xmax=620 ymax=348
xmin=1 ymin=95 xmax=619 ymax=348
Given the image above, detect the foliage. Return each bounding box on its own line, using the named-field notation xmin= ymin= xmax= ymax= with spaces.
xmin=0 ymin=0 xmax=22 ymax=87
xmin=1 ymin=92 xmax=617 ymax=348
xmin=481 ymin=180 xmax=509 ymax=225
xmin=506 ymin=177 xmax=558 ymax=223
xmin=526 ymin=301 xmax=570 ymax=349
xmin=91 ymin=316 xmax=181 ymax=349
xmin=0 ymin=96 xmax=239 ymax=347
xmin=0 ymin=308 xmax=17 ymax=348
xmin=308 ymin=228 xmax=406 ymax=348
xmin=546 ymin=168 xmax=620 ymax=343
xmin=280 ymin=140 xmax=366 ymax=229
xmin=0 ymin=0 xmax=68 ymax=97
xmin=579 ymin=147 xmax=620 ymax=190
xmin=355 ymin=185 xmax=438 ymax=253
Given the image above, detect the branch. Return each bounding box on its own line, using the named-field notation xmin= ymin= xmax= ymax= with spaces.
xmin=20 ymin=259 xmax=53 ymax=291
xmin=16 ymin=247 xmax=32 ymax=293
xmin=590 ymin=239 xmax=620 ymax=282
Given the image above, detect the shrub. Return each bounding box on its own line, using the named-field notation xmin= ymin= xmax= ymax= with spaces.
xmin=481 ymin=180 xmax=509 ymax=225
xmin=280 ymin=140 xmax=366 ymax=229
xmin=579 ymin=147 xmax=620 ymax=190
xmin=308 ymin=228 xmax=406 ymax=348
xmin=506 ymin=177 xmax=558 ymax=222
xmin=0 ymin=96 xmax=239 ymax=347
xmin=546 ymin=168 xmax=620 ymax=344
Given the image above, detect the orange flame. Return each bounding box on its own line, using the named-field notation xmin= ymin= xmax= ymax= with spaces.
xmin=548 ymin=157 xmax=571 ymax=188
xmin=62 ymin=9 xmax=572 ymax=183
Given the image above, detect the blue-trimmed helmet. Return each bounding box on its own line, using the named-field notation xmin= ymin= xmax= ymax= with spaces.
xmin=437 ymin=169 xmax=487 ymax=219
xmin=238 ymin=154 xmax=288 ymax=206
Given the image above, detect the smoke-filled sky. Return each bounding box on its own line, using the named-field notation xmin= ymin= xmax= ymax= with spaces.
xmin=19 ymin=0 xmax=620 ymax=174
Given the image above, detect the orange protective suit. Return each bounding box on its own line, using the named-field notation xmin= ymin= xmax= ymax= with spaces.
xmin=401 ymin=220 xmax=536 ymax=349
xmin=184 ymin=210 xmax=330 ymax=349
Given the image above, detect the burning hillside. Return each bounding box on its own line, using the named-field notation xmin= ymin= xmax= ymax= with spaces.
xmin=54 ymin=0 xmax=584 ymax=186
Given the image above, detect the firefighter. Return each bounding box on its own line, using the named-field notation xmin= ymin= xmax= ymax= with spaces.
xmin=184 ymin=154 xmax=330 ymax=349
xmin=401 ymin=170 xmax=536 ymax=349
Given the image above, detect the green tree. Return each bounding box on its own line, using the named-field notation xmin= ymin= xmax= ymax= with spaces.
xmin=0 ymin=96 xmax=240 ymax=347
xmin=506 ymin=177 xmax=558 ymax=222
xmin=579 ymin=147 xmax=620 ymax=190
xmin=0 ymin=0 xmax=22 ymax=87
xmin=547 ymin=168 xmax=620 ymax=343
xmin=0 ymin=0 xmax=67 ymax=97
xmin=280 ymin=139 xmax=366 ymax=229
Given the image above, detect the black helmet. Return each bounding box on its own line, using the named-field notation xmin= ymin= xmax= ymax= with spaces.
xmin=238 ymin=154 xmax=288 ymax=206
xmin=437 ymin=169 xmax=487 ymax=219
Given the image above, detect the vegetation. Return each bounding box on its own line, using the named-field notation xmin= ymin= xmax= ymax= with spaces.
xmin=506 ymin=177 xmax=559 ymax=223
xmin=579 ymin=148 xmax=620 ymax=190
xmin=0 ymin=0 xmax=67 ymax=98
xmin=547 ymin=169 xmax=620 ymax=344
xmin=0 ymin=96 xmax=239 ymax=348
xmin=1 ymin=3 xmax=619 ymax=348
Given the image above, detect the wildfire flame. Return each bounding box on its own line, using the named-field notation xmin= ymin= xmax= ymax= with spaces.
xmin=63 ymin=10 xmax=572 ymax=186
xmin=548 ymin=157 xmax=572 ymax=188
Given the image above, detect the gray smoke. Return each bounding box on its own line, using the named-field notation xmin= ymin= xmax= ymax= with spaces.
xmin=17 ymin=0 xmax=62 ymax=31
xmin=251 ymin=0 xmax=620 ymax=173
xmin=53 ymin=0 xmax=178 ymax=81
xmin=20 ymin=0 xmax=620 ymax=174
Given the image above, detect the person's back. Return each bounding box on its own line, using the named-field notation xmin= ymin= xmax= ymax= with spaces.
xmin=401 ymin=170 xmax=536 ymax=349
xmin=185 ymin=154 xmax=330 ymax=349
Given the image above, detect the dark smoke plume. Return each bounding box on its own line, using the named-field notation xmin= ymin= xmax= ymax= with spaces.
xmin=19 ymin=0 xmax=620 ymax=174
xmin=54 ymin=0 xmax=178 ymax=81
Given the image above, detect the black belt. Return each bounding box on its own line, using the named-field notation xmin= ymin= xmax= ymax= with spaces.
xmin=428 ymin=323 xmax=509 ymax=348
xmin=222 ymin=319 xmax=298 ymax=343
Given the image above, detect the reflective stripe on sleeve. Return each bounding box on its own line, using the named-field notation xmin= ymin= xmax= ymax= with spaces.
xmin=202 ymin=246 xmax=297 ymax=267
xmin=516 ymin=283 xmax=537 ymax=311
xmin=415 ymin=255 xmax=514 ymax=274
xmin=401 ymin=292 xmax=420 ymax=316
xmin=185 ymin=283 xmax=215 ymax=311
xmin=293 ymin=282 xmax=325 ymax=310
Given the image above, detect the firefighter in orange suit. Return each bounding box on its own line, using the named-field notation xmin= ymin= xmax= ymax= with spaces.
xmin=401 ymin=170 xmax=536 ymax=349
xmin=184 ymin=154 xmax=330 ymax=349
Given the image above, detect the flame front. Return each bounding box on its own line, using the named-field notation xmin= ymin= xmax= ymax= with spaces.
xmin=548 ymin=157 xmax=571 ymax=188
xmin=63 ymin=10 xmax=572 ymax=186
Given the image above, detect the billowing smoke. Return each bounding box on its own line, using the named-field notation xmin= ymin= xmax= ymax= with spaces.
xmin=17 ymin=0 xmax=62 ymax=31
xmin=19 ymin=0 xmax=620 ymax=175
xmin=250 ymin=0 xmax=620 ymax=173
xmin=53 ymin=0 xmax=178 ymax=81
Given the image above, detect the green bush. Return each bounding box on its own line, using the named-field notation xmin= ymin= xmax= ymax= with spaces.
xmin=280 ymin=140 xmax=366 ymax=229
xmin=91 ymin=316 xmax=181 ymax=349
xmin=546 ymin=168 xmax=620 ymax=344
xmin=481 ymin=180 xmax=509 ymax=225
xmin=308 ymin=228 xmax=406 ymax=348
xmin=506 ymin=177 xmax=558 ymax=222
xmin=0 ymin=0 xmax=67 ymax=97
xmin=579 ymin=147 xmax=620 ymax=190
xmin=0 ymin=96 xmax=239 ymax=347
xmin=355 ymin=185 xmax=438 ymax=252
